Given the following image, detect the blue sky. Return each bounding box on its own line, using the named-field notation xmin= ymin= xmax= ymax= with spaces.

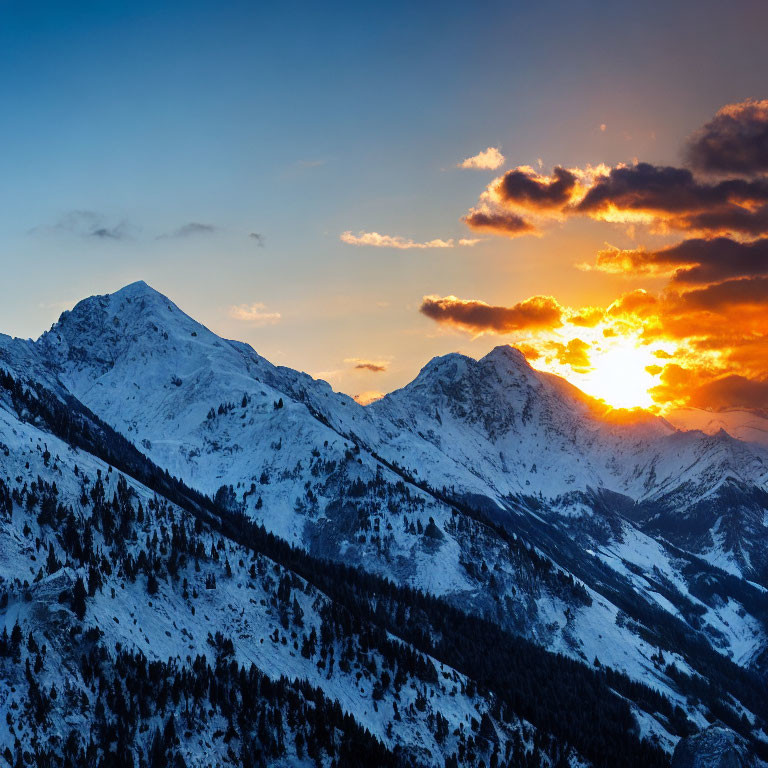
xmin=1 ymin=0 xmax=767 ymax=405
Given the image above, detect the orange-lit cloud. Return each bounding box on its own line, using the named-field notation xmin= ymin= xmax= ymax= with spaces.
xmin=591 ymin=237 xmax=768 ymax=284
xmin=548 ymin=338 xmax=592 ymax=373
xmin=567 ymin=307 xmax=605 ymax=327
xmin=458 ymin=147 xmax=505 ymax=170
xmin=431 ymin=100 xmax=768 ymax=412
xmin=463 ymin=162 xmax=768 ymax=240
xmin=420 ymin=294 xmax=564 ymax=334
xmin=574 ymin=163 xmax=768 ymax=236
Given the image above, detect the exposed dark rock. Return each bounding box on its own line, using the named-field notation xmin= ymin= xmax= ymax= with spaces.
xmin=671 ymin=726 xmax=756 ymax=768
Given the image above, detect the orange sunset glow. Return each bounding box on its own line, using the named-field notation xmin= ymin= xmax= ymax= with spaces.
xmin=414 ymin=99 xmax=768 ymax=417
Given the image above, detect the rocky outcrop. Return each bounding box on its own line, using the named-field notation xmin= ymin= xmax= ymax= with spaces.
xmin=671 ymin=727 xmax=756 ymax=768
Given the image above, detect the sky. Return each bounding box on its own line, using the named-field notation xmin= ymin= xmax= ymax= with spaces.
xmin=1 ymin=0 xmax=768 ymax=411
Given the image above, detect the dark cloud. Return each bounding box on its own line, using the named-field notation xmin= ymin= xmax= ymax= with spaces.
xmin=31 ymin=210 xmax=132 ymax=241
xmin=594 ymin=237 xmax=768 ymax=284
xmin=345 ymin=357 xmax=388 ymax=372
xmin=689 ymin=374 xmax=768 ymax=410
xmin=652 ymin=364 xmax=768 ymax=411
xmin=250 ymin=232 xmax=265 ymax=246
xmin=674 ymin=276 xmax=768 ymax=313
xmin=576 ymin=163 xmax=768 ymax=235
xmin=685 ymin=99 xmax=768 ymax=176
xmin=420 ymin=294 xmax=563 ymax=334
xmin=495 ymin=166 xmax=578 ymax=209
xmin=158 ymin=222 xmax=217 ymax=239
xmin=462 ymin=210 xmax=536 ymax=237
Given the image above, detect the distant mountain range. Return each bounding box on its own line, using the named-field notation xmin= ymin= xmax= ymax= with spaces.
xmin=0 ymin=280 xmax=766 ymax=766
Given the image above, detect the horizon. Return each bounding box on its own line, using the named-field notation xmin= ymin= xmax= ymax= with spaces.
xmin=19 ymin=277 xmax=768 ymax=440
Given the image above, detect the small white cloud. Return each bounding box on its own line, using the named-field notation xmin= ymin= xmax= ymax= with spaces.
xmin=340 ymin=231 xmax=481 ymax=249
xmin=229 ymin=303 xmax=281 ymax=326
xmin=458 ymin=147 xmax=505 ymax=170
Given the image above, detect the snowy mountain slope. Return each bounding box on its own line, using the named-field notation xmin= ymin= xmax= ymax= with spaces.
xmin=13 ymin=283 xmax=765 ymax=679
xmin=366 ymin=346 xmax=768 ymax=585
xmin=1 ymin=357 xmax=720 ymax=767
xmin=0 ymin=368 xmax=593 ymax=768
xmin=2 ymin=281 xmax=768 ymax=764
xmin=667 ymin=407 xmax=768 ymax=448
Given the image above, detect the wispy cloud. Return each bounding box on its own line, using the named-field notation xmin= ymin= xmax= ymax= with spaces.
xmin=458 ymin=147 xmax=505 ymax=170
xmin=345 ymin=357 xmax=388 ymax=373
xmin=228 ymin=302 xmax=282 ymax=326
xmin=340 ymin=230 xmax=481 ymax=249
xmin=157 ymin=222 xmax=217 ymax=239
xmin=30 ymin=210 xmax=133 ymax=241
xmin=250 ymin=232 xmax=266 ymax=247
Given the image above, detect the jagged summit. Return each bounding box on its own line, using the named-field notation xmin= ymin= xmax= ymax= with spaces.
xmin=1 ymin=280 xmax=768 ymax=766
xmin=7 ymin=280 xmax=768 ymax=586
xmin=481 ymin=343 xmax=531 ymax=368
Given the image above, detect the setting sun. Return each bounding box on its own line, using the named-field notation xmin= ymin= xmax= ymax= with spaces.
xmin=529 ymin=333 xmax=661 ymax=410
xmin=574 ymin=339 xmax=657 ymax=409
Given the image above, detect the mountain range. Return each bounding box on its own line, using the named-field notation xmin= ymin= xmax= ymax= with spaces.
xmin=0 ymin=280 xmax=766 ymax=767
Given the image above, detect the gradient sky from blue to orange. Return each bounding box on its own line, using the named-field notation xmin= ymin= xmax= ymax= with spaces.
xmin=1 ymin=0 xmax=767 ymax=403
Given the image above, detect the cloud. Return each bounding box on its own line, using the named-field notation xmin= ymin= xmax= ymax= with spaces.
xmin=458 ymin=147 xmax=505 ymax=170
xmin=340 ymin=231 xmax=479 ymax=249
xmin=250 ymin=232 xmax=265 ymax=247
xmin=494 ymin=166 xmax=579 ymax=210
xmin=606 ymin=289 xmax=658 ymax=318
xmin=228 ymin=303 xmax=282 ymax=326
xmin=460 ymin=165 xmax=596 ymax=238
xmin=567 ymin=307 xmax=605 ymax=327
xmin=574 ymin=163 xmax=768 ymax=236
xmin=429 ymin=101 xmax=768 ymax=411
xmin=158 ymin=222 xmax=217 ymax=239
xmin=345 ymin=357 xmax=388 ymax=373
xmin=651 ymin=364 xmax=768 ymax=411
xmin=462 ymin=210 xmax=536 ymax=237
xmin=465 ymin=162 xmax=768 ymax=240
xmin=673 ymin=276 xmax=768 ymax=313
xmin=591 ymin=237 xmax=768 ymax=284
xmin=548 ymin=338 xmax=592 ymax=373
xmin=31 ymin=210 xmax=132 ymax=241
xmin=419 ymin=294 xmax=563 ymax=334
xmin=685 ymin=99 xmax=768 ymax=176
